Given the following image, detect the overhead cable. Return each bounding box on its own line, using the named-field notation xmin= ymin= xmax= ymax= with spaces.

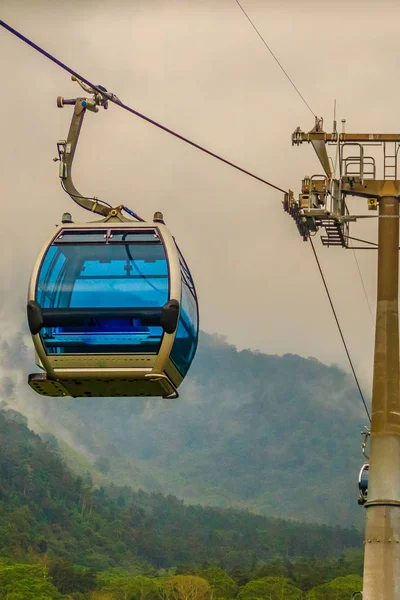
xmin=347 ymin=236 xmax=378 ymax=247
xmin=232 ymin=4 xmax=369 ymax=417
xmin=0 ymin=19 xmax=286 ymax=195
xmin=309 ymin=237 xmax=371 ymax=422
xmin=349 ymin=241 xmax=375 ymax=325
xmin=1 ymin=18 xmax=369 ymax=418
xmin=346 ymin=202 xmax=375 ymax=325
xmin=234 ymin=0 xmax=316 ymax=118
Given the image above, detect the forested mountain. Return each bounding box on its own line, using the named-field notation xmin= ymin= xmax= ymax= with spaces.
xmin=25 ymin=332 xmax=368 ymax=526
xmin=0 ymin=406 xmax=361 ymax=570
xmin=0 ymin=333 xmax=367 ymax=598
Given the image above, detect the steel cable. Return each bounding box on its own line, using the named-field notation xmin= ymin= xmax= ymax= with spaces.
xmin=234 ymin=0 xmax=316 ymax=118
xmin=231 ymin=4 xmax=370 ymax=420
xmin=0 ymin=19 xmax=286 ymax=195
xmin=1 ymin=17 xmax=371 ymax=420
xmin=309 ymin=237 xmax=371 ymax=421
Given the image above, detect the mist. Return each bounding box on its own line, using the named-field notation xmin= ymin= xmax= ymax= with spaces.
xmin=2 ymin=0 xmax=397 ymax=397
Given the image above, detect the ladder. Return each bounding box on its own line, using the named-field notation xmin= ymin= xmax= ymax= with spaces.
xmin=384 ymin=142 xmax=398 ymax=180
xmin=320 ymin=219 xmax=347 ymax=247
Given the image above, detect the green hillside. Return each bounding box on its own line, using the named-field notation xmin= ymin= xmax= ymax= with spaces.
xmin=30 ymin=332 xmax=368 ymax=526
xmin=0 ymin=335 xmax=367 ymax=598
xmin=0 ymin=406 xmax=361 ymax=571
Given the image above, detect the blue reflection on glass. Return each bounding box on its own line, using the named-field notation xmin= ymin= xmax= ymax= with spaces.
xmin=36 ymin=231 xmax=168 ymax=355
xmin=170 ymin=246 xmax=199 ymax=376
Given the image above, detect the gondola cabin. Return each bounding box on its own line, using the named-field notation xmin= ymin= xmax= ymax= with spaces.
xmin=27 ymin=218 xmax=199 ymax=398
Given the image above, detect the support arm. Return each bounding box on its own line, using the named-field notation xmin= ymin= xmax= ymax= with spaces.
xmin=56 ymin=87 xmax=110 ymax=217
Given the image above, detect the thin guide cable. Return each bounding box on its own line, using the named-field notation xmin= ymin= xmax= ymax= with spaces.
xmin=234 ymin=0 xmax=316 ymax=118
xmin=0 ymin=19 xmax=286 ymax=195
xmin=309 ymin=237 xmax=371 ymax=421
xmin=349 ymin=240 xmax=375 ymax=325
xmin=230 ymin=2 xmax=369 ymax=417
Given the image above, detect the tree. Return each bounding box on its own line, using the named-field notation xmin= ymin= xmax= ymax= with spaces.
xmin=307 ymin=575 xmax=363 ymax=600
xmin=341 ymin=549 xmax=363 ymax=576
xmin=161 ymin=575 xmax=211 ymax=600
xmin=0 ymin=563 xmax=59 ymax=599
xmin=96 ymin=568 xmax=129 ymax=590
xmin=238 ymin=576 xmax=302 ymax=600
xmin=49 ymin=559 xmax=96 ymax=594
xmin=96 ymin=573 xmax=159 ymax=600
xmin=130 ymin=575 xmax=160 ymax=600
xmin=202 ymin=567 xmax=237 ymax=599
xmin=38 ymin=539 xmax=48 ymax=554
xmin=95 ymin=457 xmax=111 ymax=475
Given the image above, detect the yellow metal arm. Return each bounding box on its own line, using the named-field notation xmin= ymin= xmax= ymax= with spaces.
xmin=56 ymin=78 xmax=110 ymax=217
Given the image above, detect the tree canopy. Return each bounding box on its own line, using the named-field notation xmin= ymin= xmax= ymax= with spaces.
xmin=306 ymin=575 xmax=363 ymax=600
xmin=0 ymin=564 xmax=59 ymax=600
xmin=238 ymin=576 xmax=302 ymax=600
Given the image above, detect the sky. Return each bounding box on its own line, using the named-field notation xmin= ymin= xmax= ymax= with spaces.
xmin=2 ymin=0 xmax=400 ymax=396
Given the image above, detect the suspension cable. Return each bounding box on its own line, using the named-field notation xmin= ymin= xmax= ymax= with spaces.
xmin=233 ymin=0 xmax=316 ymax=118
xmin=309 ymin=237 xmax=371 ymax=421
xmin=349 ymin=240 xmax=375 ymax=325
xmin=0 ymin=19 xmax=286 ymax=195
xmin=1 ymin=18 xmax=370 ymax=418
xmin=231 ymin=4 xmax=369 ymax=417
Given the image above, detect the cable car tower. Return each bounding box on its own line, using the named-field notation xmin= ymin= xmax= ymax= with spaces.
xmin=27 ymin=78 xmax=199 ymax=399
xmin=287 ymin=118 xmax=400 ymax=600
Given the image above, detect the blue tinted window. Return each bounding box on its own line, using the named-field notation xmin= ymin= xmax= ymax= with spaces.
xmin=55 ymin=230 xmax=106 ymax=243
xmin=36 ymin=230 xmax=168 ymax=355
xmin=170 ymin=247 xmax=199 ymax=377
xmin=37 ymin=247 xmax=67 ymax=308
xmin=55 ymin=229 xmax=160 ymax=244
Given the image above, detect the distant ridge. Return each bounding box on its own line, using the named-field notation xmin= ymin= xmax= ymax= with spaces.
xmin=0 ymin=407 xmax=361 ymax=570
xmin=29 ymin=331 xmax=367 ymax=526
